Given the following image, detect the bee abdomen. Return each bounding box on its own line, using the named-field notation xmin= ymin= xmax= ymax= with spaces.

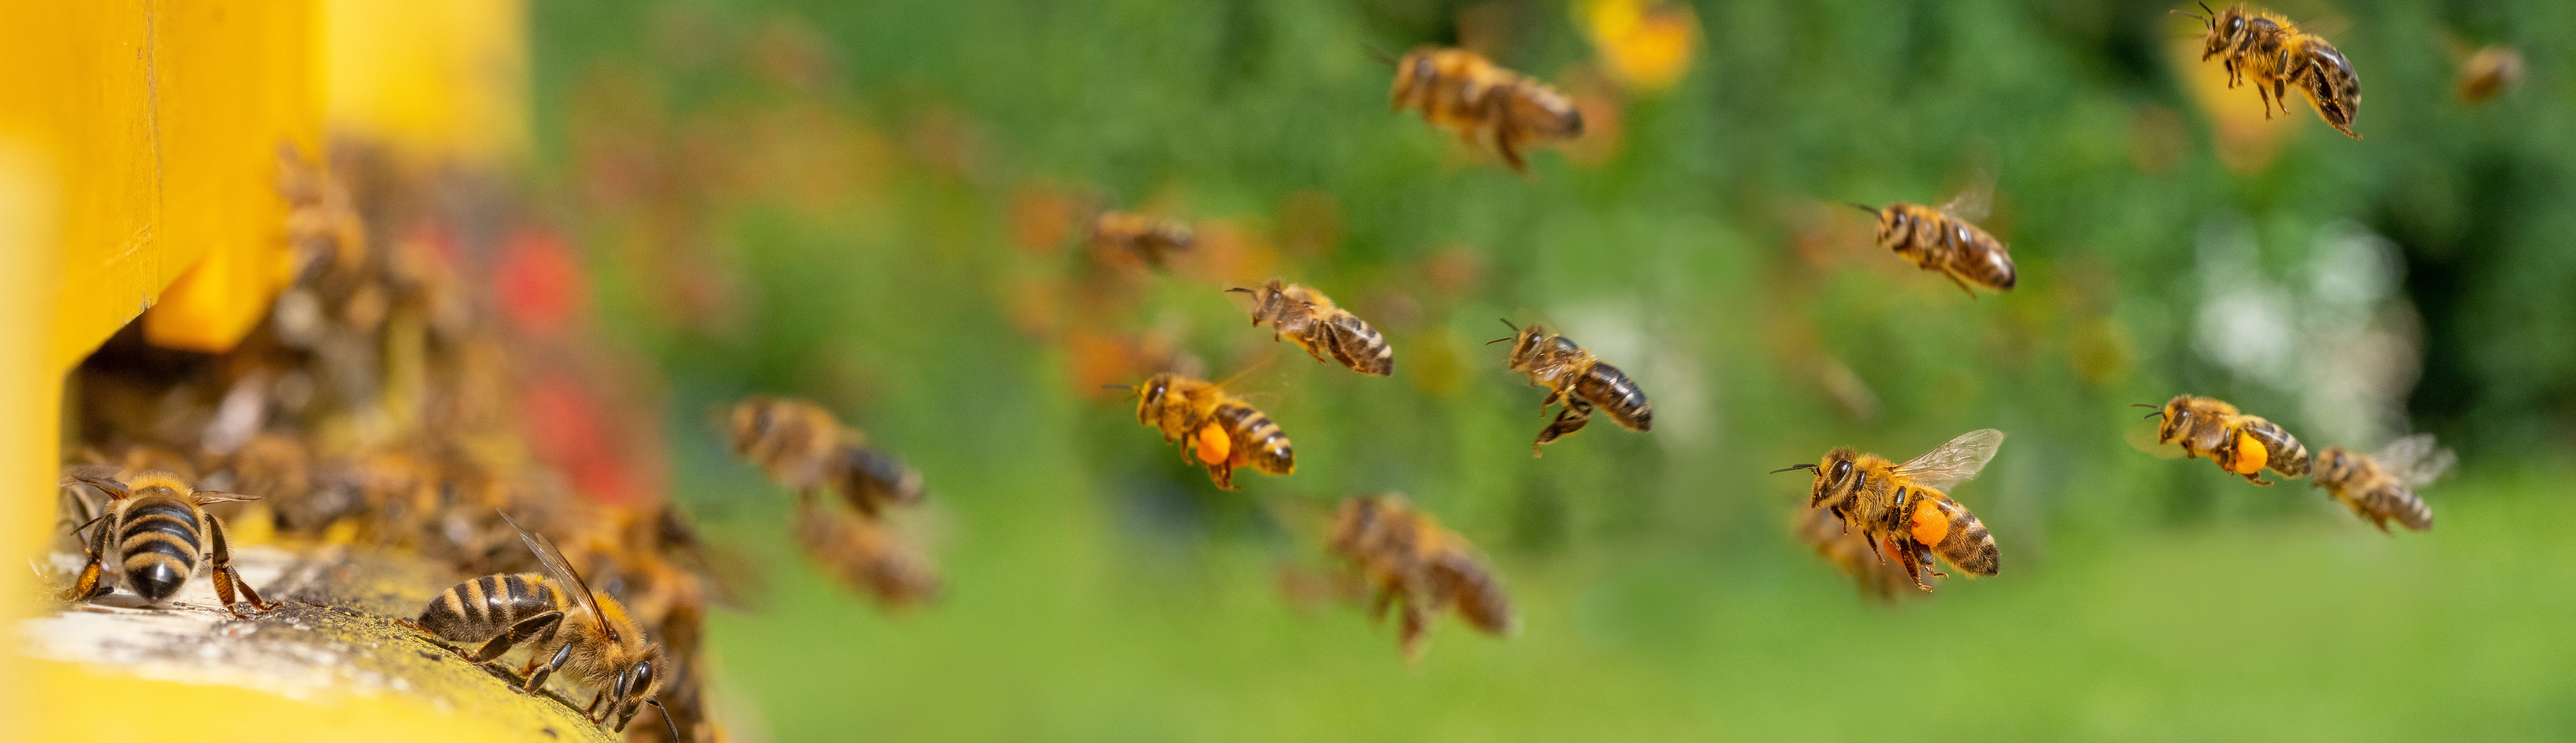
xmin=1214 ymin=401 xmax=1293 ymax=474
xmin=2369 ymin=484 xmax=2434 ymax=532
xmin=1324 ymin=314 xmax=1393 ymax=376
xmin=1935 ymin=509 xmax=2000 ymax=577
xmin=418 ymin=573 xmax=560 ymax=642
xmin=119 ymin=498 xmax=203 ymax=602
xmin=1575 ymin=364 xmax=1652 ymax=432
xmin=2241 ymin=420 xmax=2310 ymax=476
xmin=835 ymin=444 xmax=924 ymax=515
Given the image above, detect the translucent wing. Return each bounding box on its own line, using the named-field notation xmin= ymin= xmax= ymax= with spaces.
xmin=500 ymin=511 xmax=618 ymax=644
xmin=2373 ymin=434 xmax=2456 ymax=489
xmin=2124 ymin=418 xmax=2185 ymax=459
xmin=1937 ymin=182 xmax=1992 ymax=223
xmin=191 ymin=490 xmax=264 ymax=505
xmin=1892 ymin=429 xmax=2006 ymax=493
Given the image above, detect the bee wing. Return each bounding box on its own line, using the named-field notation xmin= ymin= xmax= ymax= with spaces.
xmin=2123 ymin=418 xmax=2186 ymax=459
xmin=499 ymin=511 xmax=618 ymax=644
xmin=1936 ymin=184 xmax=1992 ymax=223
xmin=191 ymin=490 xmax=265 ymax=505
xmin=1891 ymin=429 xmax=2006 ymax=493
xmin=2373 ymin=434 xmax=2457 ymax=488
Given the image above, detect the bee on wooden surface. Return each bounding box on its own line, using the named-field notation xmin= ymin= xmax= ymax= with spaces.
xmin=1326 ymin=494 xmax=1512 ymax=659
xmin=1794 ymin=502 xmax=1921 ymax=601
xmin=1388 ymin=46 xmax=1584 ymax=174
xmin=1228 ymin=280 xmax=1393 ymax=376
xmin=58 ymin=472 xmax=278 ymax=617
xmin=1851 ymin=188 xmax=2017 ymax=296
xmin=2135 ymin=395 xmax=2311 ymax=485
xmin=2456 ymin=45 xmax=2523 ymax=104
xmin=1121 ymin=372 xmax=1294 ymax=490
xmin=1772 ymin=429 xmax=2004 ymax=592
xmin=2180 ymin=3 xmax=2363 ymax=138
xmin=1491 ymin=320 xmax=1651 ymax=456
xmin=2312 ymin=434 xmax=2453 ymax=533
xmin=409 ymin=513 xmax=676 ymax=736
xmin=793 ymin=500 xmax=942 ymax=608
xmin=1088 ymin=211 xmax=1194 ymax=271
xmin=726 ymin=395 xmax=924 ymax=517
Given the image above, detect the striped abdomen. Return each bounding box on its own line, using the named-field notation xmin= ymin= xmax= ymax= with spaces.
xmin=1907 ymin=490 xmax=1999 ymax=577
xmin=2238 ymin=418 xmax=2310 ymax=476
xmin=418 ymin=573 xmax=565 ymax=644
xmin=118 ymin=497 xmax=205 ymax=603
xmin=2292 ymin=40 xmax=2361 ymax=134
xmin=2355 ymin=482 xmax=2433 ymax=532
xmin=1320 ymin=312 xmax=1393 ymax=377
xmin=1573 ymin=363 xmax=1652 ymax=432
xmin=1212 ymin=401 xmax=1293 ymax=474
xmin=834 ymin=444 xmax=924 ymax=516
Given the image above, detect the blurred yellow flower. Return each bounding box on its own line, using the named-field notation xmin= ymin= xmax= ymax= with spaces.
xmin=1578 ymin=0 xmax=1699 ymax=95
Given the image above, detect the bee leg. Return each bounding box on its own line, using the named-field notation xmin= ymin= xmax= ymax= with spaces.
xmin=207 ymin=515 xmax=279 ymax=617
xmin=61 ymin=512 xmax=113 ymax=601
xmin=524 ymin=637 xmax=575 ymax=693
xmin=1947 ymin=273 xmax=1981 ymax=298
xmin=1397 ymin=604 xmax=1429 ymax=660
xmin=467 ymin=610 xmax=564 ymax=664
xmin=584 ymin=688 xmax=610 ymax=722
xmin=1531 ymin=399 xmax=1595 ymax=457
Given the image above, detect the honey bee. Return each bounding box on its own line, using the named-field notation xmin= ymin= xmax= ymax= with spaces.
xmin=2312 ymin=433 xmax=2453 ymax=533
xmin=1772 ymin=429 xmax=2004 ymax=591
xmin=410 ymin=512 xmax=675 ymax=736
xmin=1851 ymin=188 xmax=2017 ymax=296
xmin=58 ymin=471 xmax=280 ymax=617
xmin=1491 ymin=320 xmax=1652 ymax=456
xmin=2181 ymin=3 xmax=2363 ymax=138
xmin=1122 ymin=372 xmax=1294 ymax=490
xmin=1088 ymin=211 xmax=1194 ymax=271
xmin=2456 ymin=45 xmax=2523 ymax=105
xmin=2136 ymin=395 xmax=2312 ymax=485
xmin=1326 ymin=494 xmax=1512 ymax=658
xmin=726 ymin=395 xmax=924 ymax=517
xmin=792 ymin=500 xmax=942 ymax=608
xmin=1228 ymin=280 xmax=1393 ymax=376
xmin=1388 ymin=46 xmax=1584 ymax=174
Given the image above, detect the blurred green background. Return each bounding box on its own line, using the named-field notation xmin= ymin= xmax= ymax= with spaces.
xmin=522 ymin=0 xmax=2574 ymax=739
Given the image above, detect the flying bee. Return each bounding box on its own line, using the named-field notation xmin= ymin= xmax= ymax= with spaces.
xmin=2456 ymin=45 xmax=2523 ymax=104
xmin=2312 ymin=434 xmax=2454 ymax=533
xmin=1388 ymin=46 xmax=1585 ymax=174
xmin=2180 ymin=3 xmax=2363 ymax=138
xmin=1326 ymin=494 xmax=1512 ymax=659
xmin=1491 ymin=320 xmax=1651 ymax=456
xmin=2135 ymin=395 xmax=2311 ymax=485
xmin=1120 ymin=372 xmax=1294 ymax=490
xmin=409 ymin=512 xmax=676 ymax=737
xmin=58 ymin=471 xmax=279 ymax=617
xmin=1772 ymin=429 xmax=2005 ymax=591
xmin=1088 ymin=211 xmax=1194 ymax=271
xmin=1227 ymin=280 xmax=1393 ymax=376
xmin=1851 ymin=188 xmax=2017 ymax=296
xmin=792 ymin=500 xmax=942 ymax=608
xmin=1794 ymin=502 xmax=1921 ymax=601
xmin=726 ymin=395 xmax=924 ymax=517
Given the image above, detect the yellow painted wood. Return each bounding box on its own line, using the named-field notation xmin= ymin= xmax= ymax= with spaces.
xmin=323 ymin=0 xmax=530 ymax=164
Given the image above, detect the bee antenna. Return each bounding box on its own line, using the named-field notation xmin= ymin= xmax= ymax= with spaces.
xmin=2129 ymin=403 xmax=2159 ymax=408
xmin=2144 ymin=410 xmax=2166 ymax=420
xmin=1846 ymin=201 xmax=1878 ymax=214
xmin=1102 ymin=384 xmax=1133 ymax=390
xmin=1769 ymin=463 xmax=1819 ymax=474
xmin=1365 ymin=43 xmax=1398 ymax=66
xmin=648 ymin=698 xmax=680 ymax=741
xmin=1224 ymin=287 xmax=1252 ymax=294
xmin=1484 ymin=336 xmax=1515 ymax=346
xmin=1497 ymin=318 xmax=1518 ymax=331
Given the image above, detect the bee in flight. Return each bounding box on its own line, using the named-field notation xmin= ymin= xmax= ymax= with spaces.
xmin=727 ymin=395 xmax=925 ymax=518
xmin=1119 ymin=372 xmax=1293 ymax=490
xmin=2312 ymin=433 xmax=2454 ymax=533
xmin=1388 ymin=46 xmax=1584 ymax=174
xmin=2455 ymin=45 xmax=2523 ymax=105
xmin=57 ymin=471 xmax=279 ymax=618
xmin=1228 ymin=279 xmax=1393 ymax=376
xmin=2180 ymin=3 xmax=2363 ymax=138
xmin=792 ymin=498 xmax=942 ymax=607
xmin=1851 ymin=186 xmax=2016 ymax=296
xmin=1088 ymin=211 xmax=1194 ymax=271
xmin=1772 ymin=429 xmax=2004 ymax=592
xmin=1492 ymin=320 xmax=1651 ymax=456
xmin=1326 ymin=494 xmax=1513 ymax=659
xmin=408 ymin=512 xmax=677 ymax=737
xmin=2134 ymin=395 xmax=2311 ymax=485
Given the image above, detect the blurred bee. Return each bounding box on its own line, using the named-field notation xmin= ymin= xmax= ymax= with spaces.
xmin=1794 ymin=502 xmax=1920 ymax=601
xmin=410 ymin=513 xmax=676 ymax=736
xmin=2135 ymin=395 xmax=2311 ymax=485
xmin=1228 ymin=280 xmax=1394 ymax=376
xmin=1122 ymin=372 xmax=1294 ymax=490
xmin=1388 ymin=47 xmax=1584 ymax=174
xmin=1772 ymin=429 xmax=2004 ymax=591
xmin=726 ymin=395 xmax=924 ymax=517
xmin=2456 ymin=45 xmax=2523 ymax=105
xmin=1851 ymin=188 xmax=2017 ymax=296
xmin=792 ymin=500 xmax=942 ymax=608
xmin=1491 ymin=320 xmax=1652 ymax=456
xmin=1088 ymin=211 xmax=1194 ymax=271
xmin=2180 ymin=3 xmax=2363 ymax=138
xmin=59 ymin=471 xmax=278 ymax=617
xmin=2312 ymin=434 xmax=2454 ymax=533
xmin=1326 ymin=494 xmax=1512 ymax=658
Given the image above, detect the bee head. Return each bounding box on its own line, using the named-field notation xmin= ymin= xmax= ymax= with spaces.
xmin=727 ymin=397 xmax=776 ymax=454
xmin=2310 ymin=448 xmax=2351 ymax=484
xmin=1488 ymin=319 xmax=1549 ymax=370
xmin=1391 ymin=48 xmax=1436 ymax=103
xmin=609 ymin=646 xmax=671 ymax=734
xmin=1136 ymin=373 xmax=1175 ymax=412
xmin=2148 ymin=395 xmax=2196 ymax=444
xmin=1772 ymin=449 xmax=1857 ymax=508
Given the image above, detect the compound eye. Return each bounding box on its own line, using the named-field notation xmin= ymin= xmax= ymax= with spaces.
xmin=633 ymin=661 xmax=655 ymax=692
xmin=1831 ymin=459 xmax=1853 ymax=484
xmin=2227 ymin=17 xmax=2243 ymax=34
